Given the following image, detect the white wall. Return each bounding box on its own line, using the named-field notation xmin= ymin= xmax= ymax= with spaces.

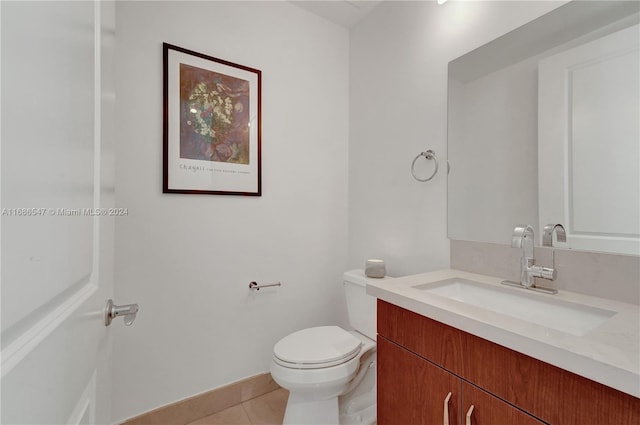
xmin=348 ymin=0 xmax=566 ymax=277
xmin=113 ymin=1 xmax=349 ymax=421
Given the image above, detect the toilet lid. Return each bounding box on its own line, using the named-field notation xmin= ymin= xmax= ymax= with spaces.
xmin=273 ymin=326 xmax=362 ymax=368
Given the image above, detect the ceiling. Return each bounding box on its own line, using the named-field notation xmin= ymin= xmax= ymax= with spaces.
xmin=290 ymin=1 xmax=382 ymax=29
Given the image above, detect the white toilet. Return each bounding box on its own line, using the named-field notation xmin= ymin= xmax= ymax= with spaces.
xmin=270 ymin=270 xmax=380 ymax=425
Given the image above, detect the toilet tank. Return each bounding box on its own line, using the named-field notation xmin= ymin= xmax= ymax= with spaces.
xmin=343 ymin=269 xmax=385 ymax=340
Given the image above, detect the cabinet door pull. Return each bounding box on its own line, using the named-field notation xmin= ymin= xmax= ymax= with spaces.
xmin=443 ymin=392 xmax=452 ymax=425
xmin=465 ymin=405 xmax=475 ymax=425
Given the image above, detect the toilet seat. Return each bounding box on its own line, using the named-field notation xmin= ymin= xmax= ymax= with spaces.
xmin=273 ymin=326 xmax=362 ymax=369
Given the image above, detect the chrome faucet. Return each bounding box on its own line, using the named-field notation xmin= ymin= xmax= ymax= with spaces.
xmin=502 ymin=225 xmax=558 ymax=294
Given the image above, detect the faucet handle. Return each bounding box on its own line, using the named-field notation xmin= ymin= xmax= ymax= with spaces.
xmin=542 ymin=224 xmax=566 ymax=247
xmin=531 ymin=265 xmax=557 ymax=281
xmin=511 ymin=224 xmax=534 ymax=248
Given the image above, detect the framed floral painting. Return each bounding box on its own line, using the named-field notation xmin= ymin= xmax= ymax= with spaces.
xmin=163 ymin=43 xmax=262 ymax=195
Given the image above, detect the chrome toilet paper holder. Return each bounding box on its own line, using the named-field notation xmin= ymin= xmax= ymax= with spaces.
xmin=249 ymin=281 xmax=282 ymax=291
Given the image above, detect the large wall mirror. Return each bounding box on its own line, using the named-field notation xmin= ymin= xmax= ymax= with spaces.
xmin=447 ymin=1 xmax=640 ymax=255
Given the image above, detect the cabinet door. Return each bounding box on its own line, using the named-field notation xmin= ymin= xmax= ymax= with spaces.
xmin=378 ymin=336 xmax=460 ymax=425
xmin=462 ymin=381 xmax=545 ymax=425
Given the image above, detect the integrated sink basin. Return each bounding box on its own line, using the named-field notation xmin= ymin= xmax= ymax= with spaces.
xmin=413 ymin=278 xmax=617 ymax=336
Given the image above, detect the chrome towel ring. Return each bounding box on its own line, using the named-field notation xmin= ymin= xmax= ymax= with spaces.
xmin=411 ymin=149 xmax=438 ymax=182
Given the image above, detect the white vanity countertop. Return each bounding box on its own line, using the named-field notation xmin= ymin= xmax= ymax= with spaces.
xmin=366 ymin=269 xmax=640 ymax=398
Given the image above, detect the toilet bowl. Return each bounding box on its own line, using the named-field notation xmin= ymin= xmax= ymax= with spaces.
xmin=270 ymin=270 xmax=382 ymax=425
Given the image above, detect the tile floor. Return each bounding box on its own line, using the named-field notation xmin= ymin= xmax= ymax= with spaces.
xmin=186 ymin=388 xmax=289 ymax=425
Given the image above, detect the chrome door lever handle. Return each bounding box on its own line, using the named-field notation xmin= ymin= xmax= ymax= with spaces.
xmin=105 ymin=299 xmax=139 ymax=326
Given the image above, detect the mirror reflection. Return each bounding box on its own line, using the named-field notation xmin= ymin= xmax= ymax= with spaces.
xmin=447 ymin=1 xmax=640 ymax=255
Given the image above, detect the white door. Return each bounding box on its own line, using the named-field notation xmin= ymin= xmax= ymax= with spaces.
xmin=538 ymin=23 xmax=640 ymax=255
xmin=1 ymin=1 xmax=117 ymax=423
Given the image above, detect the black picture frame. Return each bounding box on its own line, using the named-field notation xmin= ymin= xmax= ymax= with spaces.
xmin=163 ymin=43 xmax=262 ymax=196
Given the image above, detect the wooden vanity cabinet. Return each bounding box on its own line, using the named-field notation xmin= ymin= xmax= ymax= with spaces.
xmin=460 ymin=380 xmax=545 ymax=425
xmin=378 ymin=336 xmax=461 ymax=425
xmin=378 ymin=337 xmax=544 ymax=425
xmin=377 ymin=300 xmax=640 ymax=425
